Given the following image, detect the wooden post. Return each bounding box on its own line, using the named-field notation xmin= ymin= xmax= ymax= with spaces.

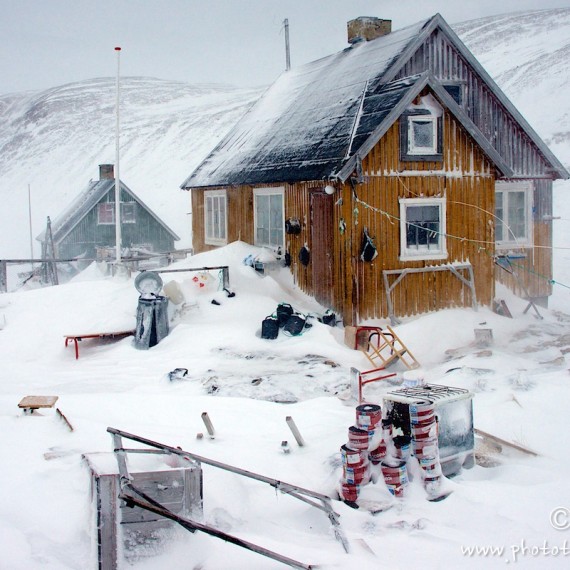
xmin=201 ymin=412 xmax=215 ymax=439
xmin=286 ymin=416 xmax=305 ymax=447
xmin=0 ymin=260 xmax=6 ymax=293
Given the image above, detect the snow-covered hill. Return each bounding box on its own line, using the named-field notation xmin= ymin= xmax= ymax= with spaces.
xmin=1 ymin=8 xmax=569 ymax=272
xmin=0 ymin=78 xmax=262 ymax=257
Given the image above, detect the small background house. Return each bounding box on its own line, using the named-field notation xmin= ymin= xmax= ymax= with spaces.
xmin=181 ymin=14 xmax=568 ymax=325
xmin=38 ymin=164 xmax=180 ymax=261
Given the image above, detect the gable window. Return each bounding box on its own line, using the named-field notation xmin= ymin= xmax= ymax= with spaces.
xmin=399 ymin=197 xmax=447 ymax=261
xmin=409 ymin=115 xmax=438 ymax=154
xmin=254 ymin=187 xmax=284 ymax=249
xmin=495 ymin=181 xmax=532 ymax=247
xmin=400 ymin=96 xmax=443 ymax=162
xmin=442 ymin=83 xmax=464 ymax=106
xmin=204 ymin=190 xmax=227 ymax=246
xmin=97 ymin=202 xmax=137 ymax=225
xmin=121 ymin=202 xmax=136 ymax=224
xmin=98 ymin=202 xmax=115 ymax=225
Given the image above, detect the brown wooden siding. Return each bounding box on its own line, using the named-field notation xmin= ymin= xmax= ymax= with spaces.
xmin=333 ymin=112 xmax=496 ymax=324
xmin=192 ymin=108 xmax=498 ymax=325
xmin=396 ymin=29 xmax=550 ymax=179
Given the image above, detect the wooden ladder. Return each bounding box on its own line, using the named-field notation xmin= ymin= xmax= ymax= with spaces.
xmin=362 ymin=326 xmax=420 ymax=370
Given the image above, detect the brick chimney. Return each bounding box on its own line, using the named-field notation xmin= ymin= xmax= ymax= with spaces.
xmin=99 ymin=164 xmax=114 ymax=180
xmin=348 ymin=17 xmax=392 ymax=44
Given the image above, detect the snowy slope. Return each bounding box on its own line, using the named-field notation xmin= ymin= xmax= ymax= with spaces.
xmin=0 ymin=78 xmax=262 ymax=257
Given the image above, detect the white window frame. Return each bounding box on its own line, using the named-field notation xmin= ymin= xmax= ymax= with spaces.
xmin=253 ymin=187 xmax=285 ymax=250
xmin=204 ymin=189 xmax=228 ymax=246
xmin=408 ymin=115 xmax=438 ymax=155
xmin=495 ymin=181 xmax=533 ymax=249
xmin=399 ymin=197 xmax=447 ymax=261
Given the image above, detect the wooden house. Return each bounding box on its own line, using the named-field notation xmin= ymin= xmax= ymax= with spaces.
xmin=181 ymin=14 xmax=568 ymax=325
xmin=38 ymin=164 xmax=179 ymax=260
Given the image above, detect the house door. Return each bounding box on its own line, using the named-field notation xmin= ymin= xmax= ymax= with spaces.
xmin=310 ymin=191 xmax=334 ymax=307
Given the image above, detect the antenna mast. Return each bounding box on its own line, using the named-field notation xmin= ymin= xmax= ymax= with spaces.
xmin=114 ymin=46 xmax=122 ymax=265
xmin=284 ymin=19 xmax=291 ymax=71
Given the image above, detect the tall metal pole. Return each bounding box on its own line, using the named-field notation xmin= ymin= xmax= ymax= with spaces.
xmin=114 ymin=46 xmax=122 ymax=265
xmin=284 ymin=19 xmax=291 ymax=71
xmin=27 ymin=184 xmax=34 ymax=264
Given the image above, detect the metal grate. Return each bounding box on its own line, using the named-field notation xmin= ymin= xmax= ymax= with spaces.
xmin=386 ymin=383 xmax=471 ymax=404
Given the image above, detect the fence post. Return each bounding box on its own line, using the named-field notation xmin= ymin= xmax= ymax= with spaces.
xmin=0 ymin=261 xmax=6 ymax=293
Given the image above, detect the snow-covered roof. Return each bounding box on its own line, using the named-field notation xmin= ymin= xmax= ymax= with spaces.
xmin=37 ymin=177 xmax=180 ymax=244
xmin=181 ymin=13 xmax=567 ymax=189
xmin=181 ymin=17 xmax=430 ymax=188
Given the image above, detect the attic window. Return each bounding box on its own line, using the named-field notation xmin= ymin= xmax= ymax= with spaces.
xmin=122 ymin=203 xmax=136 ymax=224
xmin=400 ymin=108 xmax=443 ymax=162
xmin=98 ymin=203 xmax=115 ymax=225
xmin=399 ymin=197 xmax=447 ymax=261
xmin=442 ymin=83 xmax=463 ymax=106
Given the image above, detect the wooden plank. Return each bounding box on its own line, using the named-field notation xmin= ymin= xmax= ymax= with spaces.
xmin=474 ymin=428 xmax=539 ymax=457
xmin=18 ymin=395 xmax=58 ymax=410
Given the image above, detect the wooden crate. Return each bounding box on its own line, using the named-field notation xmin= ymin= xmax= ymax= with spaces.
xmin=84 ymin=452 xmax=203 ymax=570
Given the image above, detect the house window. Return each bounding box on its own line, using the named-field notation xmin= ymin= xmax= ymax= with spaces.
xmin=400 ymin=104 xmax=443 ymax=162
xmin=254 ymin=188 xmax=284 ymax=249
xmin=399 ymin=197 xmax=447 ymax=261
xmin=442 ymin=83 xmax=464 ymax=106
xmin=495 ymin=181 xmax=532 ymax=247
xmin=204 ymin=190 xmax=227 ymax=246
xmin=121 ymin=202 xmax=136 ymax=224
xmin=97 ymin=202 xmax=137 ymax=225
xmin=98 ymin=202 xmax=115 ymax=225
xmin=409 ymin=115 xmax=438 ymax=154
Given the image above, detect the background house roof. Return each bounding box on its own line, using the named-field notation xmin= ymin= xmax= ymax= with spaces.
xmin=37 ymin=177 xmax=180 ymax=244
xmin=182 ymin=13 xmax=567 ymax=189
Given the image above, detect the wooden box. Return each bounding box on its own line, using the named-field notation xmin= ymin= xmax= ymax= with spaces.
xmin=84 ymin=452 xmax=203 ymax=570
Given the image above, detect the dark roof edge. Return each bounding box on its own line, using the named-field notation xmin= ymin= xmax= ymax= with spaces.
xmin=334 ymin=72 xmax=514 ymax=182
xmin=381 ymin=13 xmax=569 ymax=180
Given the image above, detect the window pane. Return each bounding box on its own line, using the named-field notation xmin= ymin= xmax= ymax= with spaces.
xmin=495 ymin=192 xmax=504 ymax=241
xmin=219 ymin=196 xmax=226 ymax=239
xmin=411 ymin=119 xmax=434 ymax=151
xmin=507 ymin=191 xmax=526 ymax=239
xmin=406 ymin=205 xmax=440 ymax=249
xmin=255 ymin=192 xmax=283 ymax=247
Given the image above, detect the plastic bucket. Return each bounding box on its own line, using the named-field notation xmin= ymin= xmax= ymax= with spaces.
xmin=356 ymin=403 xmax=382 ymax=430
xmin=342 ymin=464 xmax=371 ymax=486
xmin=339 ymin=482 xmax=359 ymax=502
xmin=348 ymin=425 xmax=373 ymax=451
xmin=369 ymin=441 xmax=386 ymax=464
xmin=340 ymin=444 xmax=366 ymax=466
xmin=381 ymin=461 xmax=408 ymax=486
xmin=413 ymin=437 xmax=439 ymax=460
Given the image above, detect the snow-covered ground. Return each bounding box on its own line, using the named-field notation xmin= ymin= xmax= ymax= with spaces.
xmin=1 ymin=241 xmax=570 ymax=569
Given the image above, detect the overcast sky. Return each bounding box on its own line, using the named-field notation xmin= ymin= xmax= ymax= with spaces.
xmin=2 ymin=0 xmax=569 ymax=94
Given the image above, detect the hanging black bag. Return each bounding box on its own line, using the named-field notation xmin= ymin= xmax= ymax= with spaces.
xmin=299 ymin=246 xmax=310 ymax=266
xmin=283 ymin=312 xmax=307 ymax=336
xmin=360 ymin=228 xmax=378 ymax=262
xmin=261 ymin=315 xmax=279 ymax=339
xmin=276 ymin=302 xmax=294 ymax=327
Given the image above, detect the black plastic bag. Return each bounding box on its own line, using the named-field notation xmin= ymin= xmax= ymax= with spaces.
xmin=276 ymin=302 xmax=294 ymax=327
xmin=283 ymin=312 xmax=307 ymax=336
xmin=261 ymin=315 xmax=279 ymax=339
xmin=360 ymin=229 xmax=378 ymax=262
xmin=299 ymin=246 xmax=310 ymax=266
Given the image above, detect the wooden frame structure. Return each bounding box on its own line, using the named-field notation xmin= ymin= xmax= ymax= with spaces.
xmin=383 ymin=263 xmax=477 ymax=324
xmin=107 ymin=427 xmax=348 ymax=569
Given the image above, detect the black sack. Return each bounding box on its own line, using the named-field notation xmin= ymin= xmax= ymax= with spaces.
xmin=360 ymin=229 xmax=378 ymax=262
xmin=283 ymin=312 xmax=307 ymax=336
xmin=299 ymin=246 xmax=310 ymax=266
xmin=261 ymin=315 xmax=279 ymax=339
xmin=276 ymin=302 xmax=294 ymax=327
